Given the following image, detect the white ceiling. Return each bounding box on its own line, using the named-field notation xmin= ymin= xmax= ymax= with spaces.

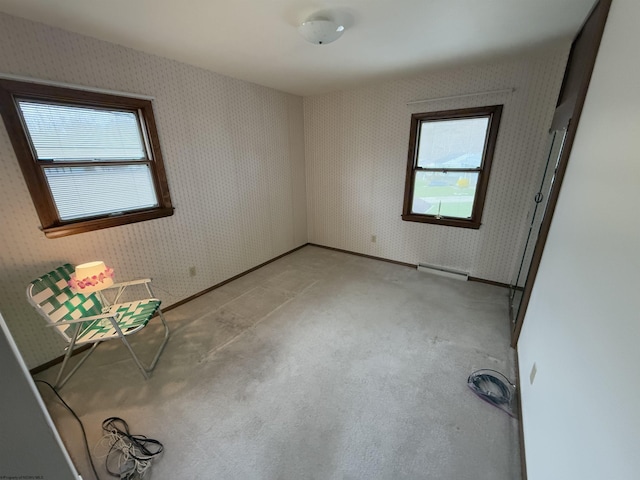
xmin=0 ymin=0 xmax=596 ymax=96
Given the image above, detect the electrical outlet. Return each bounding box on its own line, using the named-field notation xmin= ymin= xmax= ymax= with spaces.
xmin=529 ymin=362 xmax=537 ymax=385
xmin=189 ymin=266 xmax=196 ymax=277
xmin=371 ymin=235 xmax=377 ymax=243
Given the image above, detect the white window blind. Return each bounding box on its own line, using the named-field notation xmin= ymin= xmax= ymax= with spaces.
xmin=44 ymin=165 xmax=158 ymax=220
xmin=18 ymin=101 xmax=146 ymax=161
xmin=16 ymin=99 xmax=161 ymax=222
xmin=417 ymin=117 xmax=489 ymax=169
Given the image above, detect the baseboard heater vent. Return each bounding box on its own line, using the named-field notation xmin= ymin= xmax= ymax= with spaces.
xmin=417 ymin=263 xmax=469 ymax=281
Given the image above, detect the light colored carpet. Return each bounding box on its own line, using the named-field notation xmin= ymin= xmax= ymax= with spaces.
xmin=35 ymin=246 xmax=520 ymax=479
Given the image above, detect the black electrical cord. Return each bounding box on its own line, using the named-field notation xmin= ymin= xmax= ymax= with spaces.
xmin=467 ymin=369 xmax=515 ymax=411
xmin=34 ymin=380 xmax=100 ymax=480
xmin=468 ymin=373 xmax=511 ymax=405
xmin=101 ymin=417 xmax=164 ymax=478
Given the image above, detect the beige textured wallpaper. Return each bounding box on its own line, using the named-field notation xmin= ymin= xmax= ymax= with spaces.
xmin=0 ymin=11 xmax=571 ymax=369
xmin=304 ymin=48 xmax=569 ymax=284
xmin=0 ymin=13 xmax=307 ymax=368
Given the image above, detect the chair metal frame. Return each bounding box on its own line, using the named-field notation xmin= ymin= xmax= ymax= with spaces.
xmin=27 ymin=275 xmax=170 ymax=389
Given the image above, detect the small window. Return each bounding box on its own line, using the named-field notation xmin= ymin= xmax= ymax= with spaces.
xmin=402 ymin=105 xmax=502 ymax=229
xmin=0 ymin=79 xmax=173 ymax=238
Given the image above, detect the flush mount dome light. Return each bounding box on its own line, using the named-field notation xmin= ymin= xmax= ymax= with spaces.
xmin=298 ymin=18 xmax=345 ymax=45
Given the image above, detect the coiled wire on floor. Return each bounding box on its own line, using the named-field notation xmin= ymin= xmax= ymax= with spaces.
xmin=467 ymin=369 xmax=517 ymax=417
xmin=101 ymin=417 xmax=164 ymax=479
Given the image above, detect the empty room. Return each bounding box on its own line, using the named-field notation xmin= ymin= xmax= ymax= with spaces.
xmin=0 ymin=0 xmax=637 ymax=479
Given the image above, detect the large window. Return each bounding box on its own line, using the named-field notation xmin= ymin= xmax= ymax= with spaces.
xmin=402 ymin=105 xmax=502 ymax=229
xmin=0 ymin=79 xmax=173 ymax=238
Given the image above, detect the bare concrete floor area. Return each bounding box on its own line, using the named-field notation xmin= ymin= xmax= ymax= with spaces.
xmin=35 ymin=245 xmax=520 ymax=479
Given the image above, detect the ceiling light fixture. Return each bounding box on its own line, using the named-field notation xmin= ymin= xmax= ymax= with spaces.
xmin=298 ymin=17 xmax=345 ymax=45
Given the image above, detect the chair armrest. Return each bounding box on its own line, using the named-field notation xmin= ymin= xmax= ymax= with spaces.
xmin=104 ymin=278 xmax=152 ymax=289
xmin=103 ymin=278 xmax=154 ymax=304
xmin=45 ymin=312 xmax=116 ymax=326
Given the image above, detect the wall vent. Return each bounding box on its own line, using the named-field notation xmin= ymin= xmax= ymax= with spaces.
xmin=417 ymin=263 xmax=469 ymax=281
